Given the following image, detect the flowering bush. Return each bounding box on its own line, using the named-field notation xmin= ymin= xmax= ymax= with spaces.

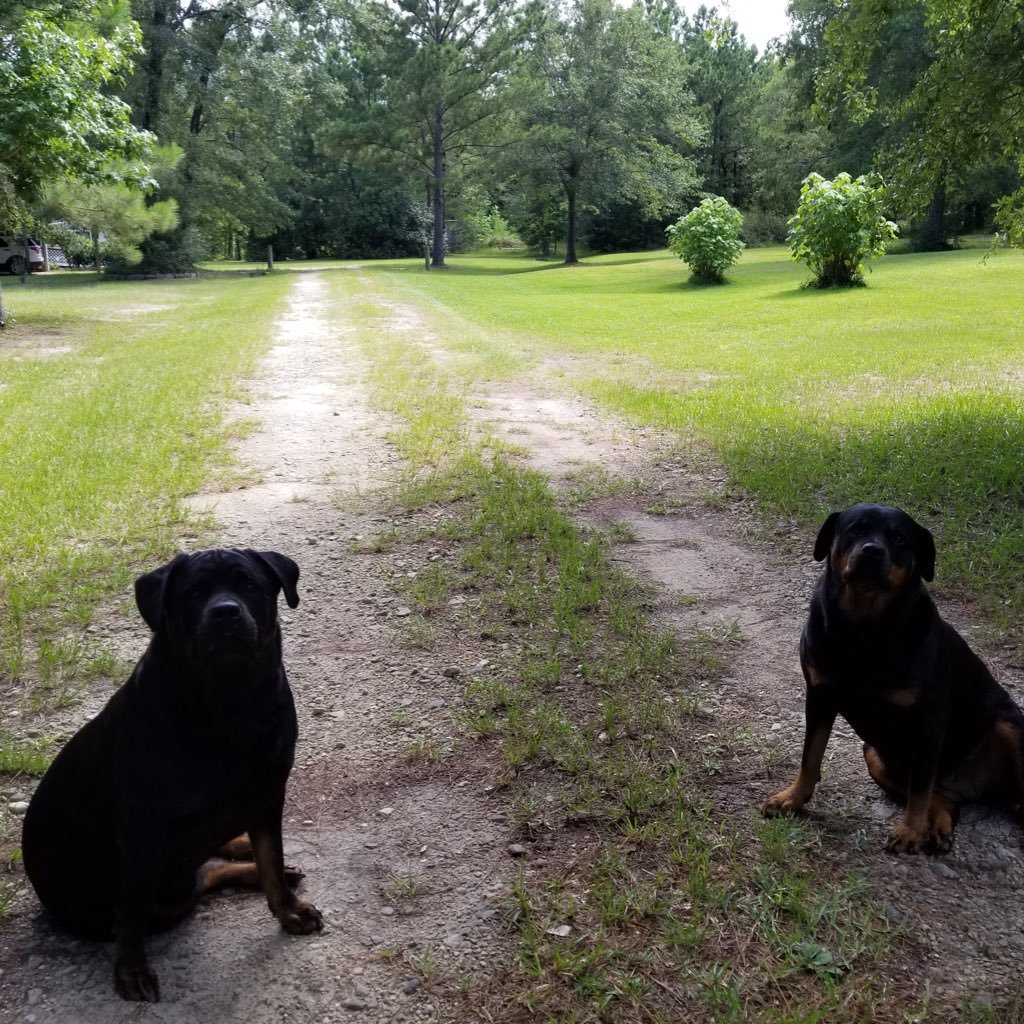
xmin=665 ymin=196 xmax=745 ymax=283
xmin=787 ymin=172 xmax=898 ymax=287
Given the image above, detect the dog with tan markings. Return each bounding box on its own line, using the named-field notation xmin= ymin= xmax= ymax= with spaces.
xmin=765 ymin=503 xmax=1024 ymax=854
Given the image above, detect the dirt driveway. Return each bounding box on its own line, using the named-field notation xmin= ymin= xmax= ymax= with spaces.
xmin=2 ymin=270 xmax=1023 ymax=1020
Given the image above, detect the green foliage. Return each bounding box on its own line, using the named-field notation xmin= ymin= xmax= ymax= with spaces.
xmin=818 ymin=0 xmax=1024 ymax=244
xmin=40 ymin=147 xmax=181 ymax=269
xmin=0 ymin=1 xmax=150 ymax=207
xmin=506 ymin=0 xmax=702 ymax=263
xmin=666 ymin=196 xmax=745 ymax=283
xmin=740 ymin=208 xmax=790 ymax=246
xmin=678 ymin=8 xmax=764 ymax=209
xmin=327 ymin=0 xmax=538 ymax=267
xmin=787 ymin=172 xmax=897 ymax=286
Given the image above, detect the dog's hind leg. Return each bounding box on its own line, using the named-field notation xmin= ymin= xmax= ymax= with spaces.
xmin=863 ymin=743 xmax=905 ymax=801
xmin=217 ymin=835 xmax=254 ymax=860
xmin=197 ymin=860 xmax=305 ymax=893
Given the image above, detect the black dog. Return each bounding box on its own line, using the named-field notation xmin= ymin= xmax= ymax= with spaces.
xmin=22 ymin=549 xmax=323 ymax=1001
xmin=764 ymin=503 xmax=1024 ymax=854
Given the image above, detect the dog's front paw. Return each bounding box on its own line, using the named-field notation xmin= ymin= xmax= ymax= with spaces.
xmin=114 ymin=959 xmax=161 ymax=1002
xmin=763 ymin=785 xmax=808 ymax=816
xmin=885 ymin=822 xmax=929 ymax=854
xmin=278 ymin=899 xmax=324 ymax=935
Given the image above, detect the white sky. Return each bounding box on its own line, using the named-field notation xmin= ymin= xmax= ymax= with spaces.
xmin=680 ymin=0 xmax=793 ymax=52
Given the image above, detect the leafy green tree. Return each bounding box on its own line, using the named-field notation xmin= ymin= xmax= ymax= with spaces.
xmin=514 ymin=0 xmax=701 ymax=264
xmin=39 ymin=148 xmax=181 ymax=270
xmin=817 ymin=0 xmax=1024 ymax=245
xmin=666 ymin=195 xmax=744 ymax=283
xmin=678 ymin=6 xmax=764 ymax=209
xmin=327 ymin=0 xmax=538 ymax=268
xmin=0 ymin=0 xmax=150 ymax=324
xmin=787 ymin=171 xmax=897 ymax=287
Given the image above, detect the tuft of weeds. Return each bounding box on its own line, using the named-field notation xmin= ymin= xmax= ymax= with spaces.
xmin=608 ymin=519 xmax=638 ymax=543
xmin=404 ymin=736 xmax=439 ymax=762
xmin=0 ymin=732 xmax=58 ymax=777
xmin=404 ymin=563 xmax=459 ymax=615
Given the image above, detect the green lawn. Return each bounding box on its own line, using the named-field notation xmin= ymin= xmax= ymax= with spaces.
xmin=351 ymin=245 xmax=1024 ymax=631
xmin=0 ymin=272 xmax=290 ymax=692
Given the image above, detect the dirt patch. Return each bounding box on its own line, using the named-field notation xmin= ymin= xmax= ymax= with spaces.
xmin=0 ymin=327 xmax=75 ymax=360
xmin=0 ymin=273 xmax=515 ymax=1022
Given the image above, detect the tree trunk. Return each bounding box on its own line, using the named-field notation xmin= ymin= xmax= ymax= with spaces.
xmin=431 ymin=104 xmax=446 ymax=268
xmin=142 ymin=0 xmax=174 ymax=132
xmin=564 ymin=184 xmax=579 ymax=265
xmin=92 ymin=230 xmax=101 ymax=272
xmin=0 ymin=279 xmax=7 ymax=328
xmin=916 ymin=184 xmax=946 ymax=251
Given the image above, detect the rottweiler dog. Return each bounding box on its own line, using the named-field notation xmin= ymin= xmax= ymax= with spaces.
xmin=764 ymin=503 xmax=1024 ymax=854
xmin=22 ymin=548 xmax=323 ymax=1002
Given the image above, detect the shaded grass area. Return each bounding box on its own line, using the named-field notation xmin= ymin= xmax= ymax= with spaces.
xmin=333 ymin=271 xmax=952 ymax=1022
xmin=0 ymin=272 xmax=291 ymax=693
xmin=354 ymin=245 xmax=1024 ymax=633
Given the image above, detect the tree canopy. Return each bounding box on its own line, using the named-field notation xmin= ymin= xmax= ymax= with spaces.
xmin=0 ymin=0 xmax=1020 ymax=279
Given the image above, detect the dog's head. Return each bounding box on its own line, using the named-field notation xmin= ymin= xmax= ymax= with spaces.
xmin=813 ymin=504 xmax=935 ymax=608
xmin=134 ymin=549 xmax=299 ymax=669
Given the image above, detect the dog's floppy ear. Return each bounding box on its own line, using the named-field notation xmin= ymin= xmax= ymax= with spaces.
xmin=249 ymin=550 xmax=300 ymax=609
xmin=135 ymin=553 xmax=190 ymax=632
xmin=911 ymin=519 xmax=936 ymax=582
xmin=813 ymin=512 xmax=841 ymax=562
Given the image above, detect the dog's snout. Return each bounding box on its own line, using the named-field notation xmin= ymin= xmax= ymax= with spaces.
xmin=209 ymin=599 xmax=242 ymax=622
xmin=858 ymin=542 xmax=886 ymax=562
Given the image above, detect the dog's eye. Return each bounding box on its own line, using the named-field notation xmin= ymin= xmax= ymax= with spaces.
xmin=890 ymin=531 xmax=906 ymax=546
xmin=244 ymin=581 xmax=259 ymax=593
xmin=185 ymin=586 xmax=203 ymax=600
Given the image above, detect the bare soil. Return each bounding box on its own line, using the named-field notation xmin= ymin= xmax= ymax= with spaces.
xmin=2 ymin=270 xmax=1023 ymax=1021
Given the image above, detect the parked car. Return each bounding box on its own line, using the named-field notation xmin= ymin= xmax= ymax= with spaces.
xmin=0 ymin=235 xmax=45 ymax=274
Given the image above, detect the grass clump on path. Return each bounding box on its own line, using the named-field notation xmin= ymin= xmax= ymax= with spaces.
xmin=0 ymin=272 xmax=291 ymax=695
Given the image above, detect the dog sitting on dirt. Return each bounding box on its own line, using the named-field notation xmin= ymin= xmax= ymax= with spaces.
xmin=764 ymin=503 xmax=1024 ymax=854
xmin=22 ymin=548 xmax=323 ymax=1002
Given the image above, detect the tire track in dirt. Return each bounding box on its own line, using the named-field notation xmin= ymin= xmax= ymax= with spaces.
xmin=0 ymin=273 xmax=516 ymax=1023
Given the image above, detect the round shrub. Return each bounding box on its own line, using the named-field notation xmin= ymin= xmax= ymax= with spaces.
xmin=787 ymin=172 xmax=898 ymax=287
xmin=665 ymin=197 xmax=745 ymax=283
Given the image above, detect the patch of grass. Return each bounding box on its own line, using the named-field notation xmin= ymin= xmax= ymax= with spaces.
xmin=0 ymin=733 xmax=58 ymax=777
xmin=404 ymin=735 xmax=439 ymax=762
xmin=384 ymin=868 xmax=427 ymax=901
xmin=356 ymin=246 xmax=1024 ymax=636
xmin=608 ymin=519 xmax=638 ymax=543
xmin=351 ymin=527 xmax=402 ymax=553
xmin=404 ymin=562 xmax=459 ymax=615
xmin=0 ymin=273 xmax=291 ymax=694
xmin=401 ymin=613 xmax=438 ymax=650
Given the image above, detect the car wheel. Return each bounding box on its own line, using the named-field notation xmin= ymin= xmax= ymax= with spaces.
xmin=8 ymin=255 xmax=27 ymax=275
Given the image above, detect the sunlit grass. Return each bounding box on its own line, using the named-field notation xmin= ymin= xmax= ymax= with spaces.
xmin=354 ymin=245 xmax=1024 ymax=630
xmin=0 ymin=272 xmax=291 ymax=687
